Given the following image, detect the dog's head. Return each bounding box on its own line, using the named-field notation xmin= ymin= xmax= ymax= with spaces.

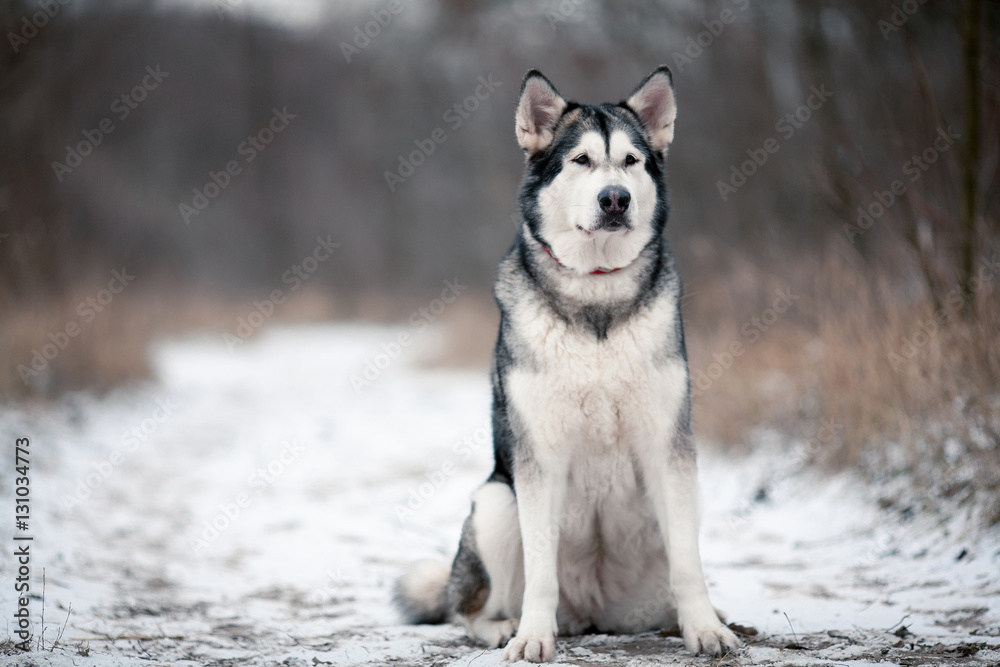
xmin=515 ymin=66 xmax=676 ymax=275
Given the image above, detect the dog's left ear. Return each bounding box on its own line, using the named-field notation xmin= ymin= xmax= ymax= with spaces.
xmin=624 ymin=65 xmax=677 ymax=152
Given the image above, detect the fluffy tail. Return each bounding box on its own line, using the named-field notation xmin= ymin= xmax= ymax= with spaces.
xmin=393 ymin=559 xmax=451 ymax=624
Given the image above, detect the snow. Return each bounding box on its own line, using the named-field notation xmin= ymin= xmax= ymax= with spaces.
xmin=1 ymin=323 xmax=998 ymax=666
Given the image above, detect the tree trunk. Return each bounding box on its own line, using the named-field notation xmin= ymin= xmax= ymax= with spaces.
xmin=960 ymin=0 xmax=981 ymax=307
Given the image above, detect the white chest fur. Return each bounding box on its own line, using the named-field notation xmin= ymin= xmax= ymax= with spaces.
xmin=505 ymin=285 xmax=687 ymax=459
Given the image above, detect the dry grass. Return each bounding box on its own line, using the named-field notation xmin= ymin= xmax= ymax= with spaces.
xmin=685 ymin=240 xmax=1000 ymax=525
xmin=0 ymin=282 xmax=341 ymax=399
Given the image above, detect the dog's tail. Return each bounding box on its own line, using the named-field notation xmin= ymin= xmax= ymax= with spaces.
xmin=393 ymin=559 xmax=451 ymax=624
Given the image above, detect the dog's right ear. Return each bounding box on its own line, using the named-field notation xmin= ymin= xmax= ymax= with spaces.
xmin=516 ymin=70 xmax=567 ymax=154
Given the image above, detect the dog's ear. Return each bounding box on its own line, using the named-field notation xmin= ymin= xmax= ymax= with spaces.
xmin=625 ymin=65 xmax=677 ymax=151
xmin=516 ymin=70 xmax=567 ymax=154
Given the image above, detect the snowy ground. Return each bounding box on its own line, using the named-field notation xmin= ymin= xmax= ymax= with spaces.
xmin=1 ymin=323 xmax=998 ymax=666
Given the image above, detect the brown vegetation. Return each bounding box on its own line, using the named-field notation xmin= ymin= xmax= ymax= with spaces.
xmin=684 ymin=244 xmax=1000 ymax=524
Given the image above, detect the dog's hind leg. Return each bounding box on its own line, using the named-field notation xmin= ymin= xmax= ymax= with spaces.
xmin=449 ymin=482 xmax=524 ymax=649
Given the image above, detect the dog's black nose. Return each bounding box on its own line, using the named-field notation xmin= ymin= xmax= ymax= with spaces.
xmin=598 ymin=186 xmax=630 ymax=214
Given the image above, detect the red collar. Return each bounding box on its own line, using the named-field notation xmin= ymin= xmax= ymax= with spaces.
xmin=542 ymin=244 xmax=621 ymax=275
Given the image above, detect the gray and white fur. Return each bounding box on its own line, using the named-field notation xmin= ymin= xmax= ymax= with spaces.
xmin=394 ymin=66 xmax=741 ymax=663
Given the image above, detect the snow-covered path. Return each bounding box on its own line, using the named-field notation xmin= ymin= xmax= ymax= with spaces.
xmin=1 ymin=324 xmax=998 ymax=666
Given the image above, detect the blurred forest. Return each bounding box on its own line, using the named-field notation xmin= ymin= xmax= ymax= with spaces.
xmin=1 ymin=1 xmax=998 ymax=513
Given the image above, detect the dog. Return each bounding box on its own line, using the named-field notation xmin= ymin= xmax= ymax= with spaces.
xmin=394 ymin=66 xmax=741 ymax=663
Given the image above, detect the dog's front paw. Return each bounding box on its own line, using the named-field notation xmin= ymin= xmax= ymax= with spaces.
xmin=503 ymin=631 xmax=555 ymax=662
xmin=681 ymin=618 xmax=741 ymax=656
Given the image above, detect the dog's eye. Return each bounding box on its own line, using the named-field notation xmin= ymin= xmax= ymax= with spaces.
xmin=625 ymin=154 xmax=639 ymax=166
xmin=572 ymin=154 xmax=590 ymax=166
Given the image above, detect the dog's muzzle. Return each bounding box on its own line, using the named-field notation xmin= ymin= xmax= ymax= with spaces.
xmin=596 ymin=186 xmax=632 ymax=231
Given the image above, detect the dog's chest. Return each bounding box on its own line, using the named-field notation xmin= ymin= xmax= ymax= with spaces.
xmin=505 ymin=292 xmax=686 ymax=454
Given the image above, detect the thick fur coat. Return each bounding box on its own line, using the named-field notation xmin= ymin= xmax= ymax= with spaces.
xmin=394 ymin=66 xmax=741 ymax=663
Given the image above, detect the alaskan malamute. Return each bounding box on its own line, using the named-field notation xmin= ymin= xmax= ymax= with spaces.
xmin=395 ymin=66 xmax=741 ymax=663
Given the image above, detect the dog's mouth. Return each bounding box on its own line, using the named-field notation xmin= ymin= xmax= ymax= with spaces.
xmin=577 ymin=215 xmax=634 ymax=235
xmin=597 ymin=214 xmax=632 ymax=232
